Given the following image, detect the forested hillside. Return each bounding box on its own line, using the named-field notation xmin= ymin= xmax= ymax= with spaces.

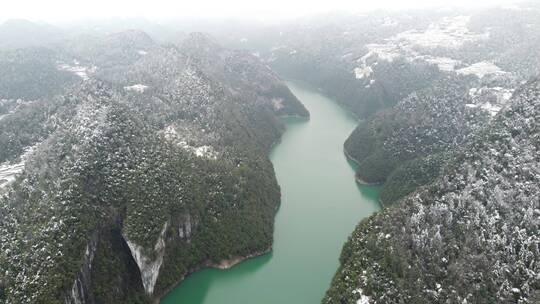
xmin=1 ymin=3 xmax=539 ymax=304
xmin=323 ymin=78 xmax=540 ymax=304
xmin=0 ymin=30 xmax=307 ymax=303
xmin=344 ymin=75 xmax=492 ymax=205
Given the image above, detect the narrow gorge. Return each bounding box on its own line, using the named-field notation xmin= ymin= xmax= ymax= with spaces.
xmin=161 ymin=81 xmax=381 ymax=303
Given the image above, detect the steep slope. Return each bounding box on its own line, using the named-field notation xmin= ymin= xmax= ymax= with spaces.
xmin=323 ymin=78 xmax=540 ymax=303
xmin=0 ymin=31 xmax=304 ymax=303
xmin=344 ymin=75 xmax=492 ymax=205
xmin=178 ymin=32 xmax=309 ymax=118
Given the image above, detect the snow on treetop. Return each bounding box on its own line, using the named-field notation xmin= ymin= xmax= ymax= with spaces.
xmin=124 ymin=84 xmax=149 ymax=93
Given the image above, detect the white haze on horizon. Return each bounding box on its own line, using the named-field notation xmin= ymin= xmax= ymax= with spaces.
xmin=0 ymin=0 xmax=527 ymax=24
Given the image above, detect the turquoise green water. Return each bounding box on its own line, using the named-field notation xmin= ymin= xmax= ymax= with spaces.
xmin=161 ymin=81 xmax=381 ymax=304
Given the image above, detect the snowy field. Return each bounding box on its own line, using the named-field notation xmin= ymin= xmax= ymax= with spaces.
xmin=0 ymin=145 xmax=38 ymax=190
xmin=353 ymin=16 xmax=506 ymax=79
xmin=57 ymin=61 xmax=93 ymax=80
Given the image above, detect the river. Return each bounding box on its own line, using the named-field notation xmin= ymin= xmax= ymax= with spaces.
xmin=161 ymin=81 xmax=381 ymax=304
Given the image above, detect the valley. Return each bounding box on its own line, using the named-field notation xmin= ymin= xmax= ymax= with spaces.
xmin=161 ymin=81 xmax=380 ymax=303
xmin=0 ymin=2 xmax=539 ymax=303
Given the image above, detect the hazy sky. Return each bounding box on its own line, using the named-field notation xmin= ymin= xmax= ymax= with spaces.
xmin=0 ymin=0 xmax=524 ymax=23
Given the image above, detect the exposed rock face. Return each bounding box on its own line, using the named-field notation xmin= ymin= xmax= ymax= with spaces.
xmin=64 ymin=235 xmax=98 ymax=304
xmin=178 ymin=214 xmax=193 ymax=240
xmin=124 ymin=222 xmax=168 ymax=296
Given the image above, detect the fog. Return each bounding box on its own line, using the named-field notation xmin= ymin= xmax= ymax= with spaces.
xmin=0 ymin=0 xmax=525 ymax=23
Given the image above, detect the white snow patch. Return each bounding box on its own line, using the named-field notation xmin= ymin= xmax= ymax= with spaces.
xmin=394 ymin=16 xmax=488 ymax=49
xmin=353 ymin=288 xmax=371 ymax=304
xmin=163 ymin=125 xmax=178 ymax=140
xmin=58 ymin=63 xmax=92 ymax=80
xmin=422 ymin=56 xmax=461 ymax=72
xmin=351 ymin=16 xmax=488 ymax=76
xmin=163 ymin=125 xmax=218 ymax=159
xmin=124 ymin=84 xmax=149 ymax=93
xmin=137 ymin=50 xmax=148 ymax=55
xmin=0 ymin=162 xmax=24 ymax=189
xmin=357 ymin=295 xmax=370 ymax=304
xmin=501 ymin=4 xmax=525 ymax=11
xmin=382 ymin=18 xmax=398 ymax=27
xmin=272 ymin=98 xmax=284 ymax=110
xmin=194 ymin=145 xmax=213 ymax=157
xmin=480 ymin=103 xmax=502 ymax=116
xmin=457 ymin=61 xmax=506 ymax=78
xmin=0 ymin=145 xmax=38 ymax=189
xmin=363 ymin=45 xmax=401 ymax=63
xmin=270 ymin=45 xmax=286 ymax=52
xmin=354 ymin=66 xmax=373 ymax=79
xmin=240 ymin=38 xmax=248 ymax=43
xmin=467 ymin=86 xmax=514 ymax=116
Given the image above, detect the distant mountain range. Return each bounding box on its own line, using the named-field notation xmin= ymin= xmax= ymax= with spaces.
xmin=0 ymin=19 xmax=66 ymax=49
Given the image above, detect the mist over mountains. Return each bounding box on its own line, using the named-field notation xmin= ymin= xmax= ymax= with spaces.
xmin=0 ymin=1 xmax=539 ymax=303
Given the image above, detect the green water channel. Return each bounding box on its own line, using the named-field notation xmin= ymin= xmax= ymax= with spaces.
xmin=161 ymin=81 xmax=381 ymax=304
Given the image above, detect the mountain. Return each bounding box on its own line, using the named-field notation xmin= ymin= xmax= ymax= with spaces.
xmin=0 ymin=47 xmax=81 ymax=100
xmin=323 ymin=78 xmax=540 ymax=303
xmin=178 ymin=32 xmax=308 ymax=118
xmin=0 ymin=19 xmax=66 ymax=50
xmin=0 ymin=30 xmax=307 ymax=303
xmin=344 ymin=75 xmax=493 ymax=205
xmin=221 ymin=4 xmax=540 ymax=205
xmin=220 ymin=4 xmax=539 ymax=118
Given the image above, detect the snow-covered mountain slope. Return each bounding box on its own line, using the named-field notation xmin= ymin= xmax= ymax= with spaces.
xmin=222 ymin=3 xmax=539 ymax=119
xmin=323 ymin=78 xmax=540 ymax=304
xmin=0 ymin=30 xmax=305 ymax=304
xmin=344 ymin=75 xmax=492 ymax=205
xmin=216 ymin=3 xmax=540 ymax=207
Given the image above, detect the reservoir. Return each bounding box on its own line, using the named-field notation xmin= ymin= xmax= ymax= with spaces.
xmin=161 ymin=81 xmax=381 ymax=304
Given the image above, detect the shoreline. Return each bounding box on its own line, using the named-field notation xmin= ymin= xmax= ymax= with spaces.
xmin=155 ymin=109 xmax=303 ymax=302
xmin=355 ymin=175 xmax=382 ymax=186
xmin=267 ymin=113 xmax=310 ymax=152
xmin=206 ymin=249 xmax=270 ymax=270
xmin=343 ymin=148 xmax=382 ymax=187
xmin=156 ymin=78 xmax=376 ymax=303
xmin=154 ymin=246 xmax=272 ymax=302
xmin=282 ymin=78 xmax=365 ymax=122
xmin=378 ymin=197 xmax=387 ymax=209
xmin=278 ymin=113 xmax=310 ymax=119
xmin=343 ymin=148 xmax=361 ymax=166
